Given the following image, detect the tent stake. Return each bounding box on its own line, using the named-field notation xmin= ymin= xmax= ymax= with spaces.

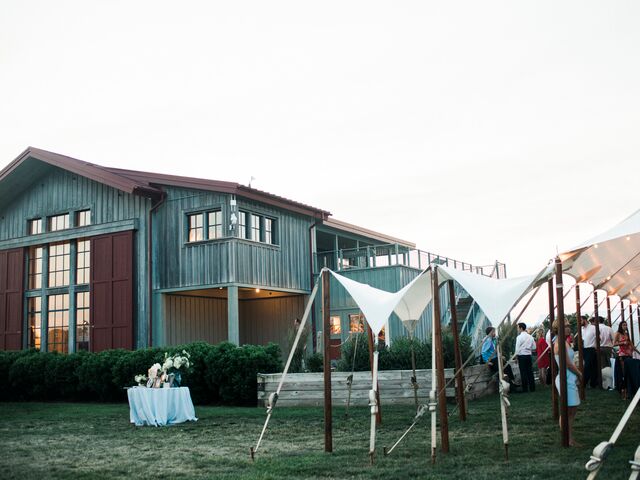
xmin=575 ymin=284 xmax=586 ymax=401
xmin=322 ymin=270 xmax=333 ymax=453
xmin=555 ymin=258 xmax=570 ymax=448
xmin=448 ymin=280 xmax=467 ymax=421
xmin=548 ymin=279 xmax=559 ymax=420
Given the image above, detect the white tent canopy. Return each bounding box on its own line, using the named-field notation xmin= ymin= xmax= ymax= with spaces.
xmin=560 ymin=209 xmax=640 ymax=302
xmin=330 ymin=263 xmax=552 ymax=335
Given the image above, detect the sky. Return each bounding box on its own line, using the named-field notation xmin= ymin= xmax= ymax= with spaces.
xmin=1 ymin=1 xmax=640 ymax=326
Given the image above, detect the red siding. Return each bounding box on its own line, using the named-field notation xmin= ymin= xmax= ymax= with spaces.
xmin=90 ymin=231 xmax=133 ymax=351
xmin=0 ymin=248 xmax=24 ymax=351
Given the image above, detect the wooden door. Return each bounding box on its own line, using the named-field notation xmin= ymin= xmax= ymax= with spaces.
xmin=90 ymin=231 xmax=134 ymax=351
xmin=0 ymin=248 xmax=24 ymax=350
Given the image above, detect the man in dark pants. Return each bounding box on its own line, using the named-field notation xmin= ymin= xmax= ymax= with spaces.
xmin=515 ymin=323 xmax=536 ymax=392
xmin=482 ymin=326 xmax=519 ymax=391
xmin=581 ymin=316 xmax=598 ymax=388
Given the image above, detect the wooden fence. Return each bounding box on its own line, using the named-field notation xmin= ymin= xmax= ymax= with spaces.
xmin=257 ymin=363 xmax=521 ymax=407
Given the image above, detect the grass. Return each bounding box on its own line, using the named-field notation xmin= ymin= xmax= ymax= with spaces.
xmin=0 ymin=388 xmax=638 ymax=479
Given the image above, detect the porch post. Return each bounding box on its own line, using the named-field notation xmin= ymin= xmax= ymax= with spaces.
xmin=227 ymin=285 xmax=240 ymax=345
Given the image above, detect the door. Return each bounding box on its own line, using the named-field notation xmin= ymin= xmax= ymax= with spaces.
xmin=0 ymin=248 xmax=24 ymax=350
xmin=90 ymin=231 xmax=134 ymax=351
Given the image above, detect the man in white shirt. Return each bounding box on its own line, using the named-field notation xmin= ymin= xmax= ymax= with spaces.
xmin=515 ymin=322 xmax=536 ymax=392
xmin=581 ymin=316 xmax=598 ymax=388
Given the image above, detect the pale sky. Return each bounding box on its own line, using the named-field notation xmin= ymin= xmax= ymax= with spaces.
xmin=2 ymin=1 xmax=639 ymax=325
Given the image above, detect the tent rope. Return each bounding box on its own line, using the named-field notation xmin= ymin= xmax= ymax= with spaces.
xmin=250 ymin=272 xmax=323 ymax=459
xmin=585 ymin=386 xmax=640 ymax=479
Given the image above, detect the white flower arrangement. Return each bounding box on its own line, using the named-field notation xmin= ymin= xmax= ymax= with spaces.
xmin=134 ymin=351 xmax=192 ymax=387
xmin=148 ymin=363 xmax=161 ymax=380
xmin=134 ymin=374 xmax=147 ymax=385
xmin=161 ymin=351 xmax=191 ymax=373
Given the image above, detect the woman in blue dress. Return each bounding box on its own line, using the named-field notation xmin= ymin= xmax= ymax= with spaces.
xmin=552 ymin=320 xmax=582 ymax=447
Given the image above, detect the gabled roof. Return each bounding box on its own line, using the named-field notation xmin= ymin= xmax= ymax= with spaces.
xmin=0 ymin=147 xmax=330 ymax=219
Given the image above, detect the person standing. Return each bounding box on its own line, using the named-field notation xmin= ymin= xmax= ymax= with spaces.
xmin=552 ymin=320 xmax=582 ymax=447
xmin=515 ymin=322 xmax=536 ymax=392
xmin=599 ymin=317 xmax=615 ymax=381
xmin=482 ymin=326 xmax=519 ymax=390
xmin=581 ymin=316 xmax=598 ymax=388
xmin=614 ymin=320 xmax=633 ymax=399
xmin=535 ymin=328 xmax=550 ymax=386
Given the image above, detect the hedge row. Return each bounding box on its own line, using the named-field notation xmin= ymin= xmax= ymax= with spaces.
xmin=0 ymin=341 xmax=282 ymax=405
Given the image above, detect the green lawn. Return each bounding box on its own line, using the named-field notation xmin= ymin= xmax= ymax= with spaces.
xmin=0 ymin=388 xmax=637 ymax=479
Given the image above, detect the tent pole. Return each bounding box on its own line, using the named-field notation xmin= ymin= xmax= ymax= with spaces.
xmin=548 ymin=278 xmax=559 ymax=420
xmin=496 ymin=342 xmax=509 ymax=461
xmin=593 ymin=290 xmax=603 ymax=389
xmin=555 ymin=258 xmax=570 ymax=447
xmin=606 ymin=297 xmax=612 ymax=327
xmin=367 ymin=323 xmax=382 ymax=425
xmin=631 ymin=304 xmax=636 ymax=347
xmin=448 ymin=280 xmax=466 ymax=421
xmin=432 ymin=267 xmax=449 ymax=453
xmin=409 ymin=331 xmax=419 ymax=413
xmin=575 ymin=284 xmax=585 ymax=401
xmin=322 ymin=270 xmax=333 ymax=453
xmin=620 ymin=300 xmax=625 ymax=327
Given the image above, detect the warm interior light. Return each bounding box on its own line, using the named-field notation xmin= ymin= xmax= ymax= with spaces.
xmin=255 ymin=288 xmax=261 ymax=293
xmin=627 ymin=236 xmax=631 ymax=241
xmin=594 ymin=244 xmax=599 ymax=248
xmin=606 ymin=276 xmax=611 ymax=280
xmin=627 ymin=270 xmax=631 ymax=276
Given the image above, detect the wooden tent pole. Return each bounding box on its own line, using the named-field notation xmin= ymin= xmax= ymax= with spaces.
xmin=322 ymin=270 xmax=333 ymax=453
xmin=448 ymin=280 xmax=467 ymax=421
xmin=620 ymin=300 xmax=625 ymax=327
xmin=432 ymin=267 xmax=449 ymax=453
xmin=555 ymin=258 xmax=570 ymax=447
xmin=606 ymin=297 xmax=612 ymax=327
xmin=367 ymin=323 xmax=382 ymax=425
xmin=593 ymin=290 xmax=603 ymax=389
xmin=548 ymin=278 xmax=559 ymax=420
xmin=575 ymin=284 xmax=586 ymax=401
xmin=631 ymin=304 xmax=636 ymax=347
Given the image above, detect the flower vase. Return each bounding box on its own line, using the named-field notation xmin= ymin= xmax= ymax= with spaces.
xmin=173 ymin=371 xmax=181 ymax=387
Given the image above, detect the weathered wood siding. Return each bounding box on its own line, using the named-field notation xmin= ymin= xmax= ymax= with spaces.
xmin=0 ymin=165 xmax=150 ymax=348
xmin=153 ymin=187 xmax=314 ymax=292
xmin=163 ymin=294 xmax=228 ymax=345
xmin=240 ymin=295 xmax=305 ymax=354
xmin=257 ymin=363 xmax=502 ymax=407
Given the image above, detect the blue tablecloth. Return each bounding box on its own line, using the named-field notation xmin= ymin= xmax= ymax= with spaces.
xmin=127 ymin=386 xmax=197 ymax=426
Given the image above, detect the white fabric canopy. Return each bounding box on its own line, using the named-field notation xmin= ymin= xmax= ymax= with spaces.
xmin=560 ymin=209 xmax=640 ymax=302
xmin=437 ymin=264 xmax=553 ymax=327
xmin=330 ymin=270 xmax=431 ymax=336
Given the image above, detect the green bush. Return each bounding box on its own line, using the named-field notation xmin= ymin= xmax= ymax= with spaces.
xmin=1 ymin=341 xmax=282 ymax=406
xmin=306 ymin=352 xmax=324 ymax=372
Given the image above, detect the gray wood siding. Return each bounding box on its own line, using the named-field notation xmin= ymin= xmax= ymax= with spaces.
xmin=163 ymin=294 xmax=228 ymax=346
xmin=0 ymin=166 xmax=150 ymax=348
xmin=239 ymin=295 xmax=305 ymax=355
xmin=154 ymin=187 xmax=313 ymax=292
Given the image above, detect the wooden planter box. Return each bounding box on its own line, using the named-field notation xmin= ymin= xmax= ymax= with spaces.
xmin=257 ymin=363 xmax=515 ymax=407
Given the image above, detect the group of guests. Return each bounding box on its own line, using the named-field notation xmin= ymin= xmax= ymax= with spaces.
xmin=481 ymin=316 xmax=638 ymax=446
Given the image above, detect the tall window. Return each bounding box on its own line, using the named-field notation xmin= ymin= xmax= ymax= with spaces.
xmin=250 ymin=214 xmax=261 ymax=241
xmin=330 ymin=316 xmax=342 ymax=335
xmin=239 ymin=212 xmax=247 ymax=239
xmin=349 ymin=313 xmax=365 ymax=333
xmin=208 ymin=211 xmax=222 ymax=239
xmin=48 ymin=213 xmax=70 ymax=232
xmin=76 ymin=292 xmax=90 ymax=352
xmin=28 ymin=246 xmax=43 ymax=289
xmin=48 ymin=242 xmax=70 ymax=287
xmin=29 ymin=218 xmax=43 ymax=235
xmin=188 ymin=213 xmax=204 ymax=242
xmin=77 ymin=239 xmax=90 ymax=284
xmin=27 ymin=297 xmax=42 ymax=349
xmin=77 ymin=210 xmax=91 ymax=227
xmin=265 ymin=218 xmax=274 ymax=244
xmin=47 ymin=294 xmax=69 ymax=353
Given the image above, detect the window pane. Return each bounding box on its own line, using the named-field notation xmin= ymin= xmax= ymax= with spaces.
xmin=208 ymin=211 xmax=222 ymax=239
xmin=76 ymin=239 xmax=90 ymax=285
xmin=29 ymin=219 xmax=43 ymax=235
xmin=239 ymin=212 xmax=247 ymax=239
xmin=28 ymin=246 xmax=43 ymax=290
xmin=27 ymin=297 xmax=42 ymax=349
xmin=187 ymin=213 xmax=204 ymax=242
xmin=48 ymin=213 xmax=70 ymax=232
xmin=330 ymin=316 xmax=341 ymax=335
xmin=48 ymin=242 xmax=71 ymax=287
xmin=349 ymin=314 xmax=365 ymax=333
xmin=77 ymin=210 xmax=91 ymax=227
xmin=47 ymin=294 xmax=69 ymax=353
xmin=265 ymin=218 xmax=273 ymax=244
xmin=251 ymin=214 xmax=261 ymax=242
xmin=76 ymin=292 xmax=90 ymax=352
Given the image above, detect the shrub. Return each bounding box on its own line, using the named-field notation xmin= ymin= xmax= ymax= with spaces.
xmin=306 ymin=352 xmax=324 ymax=372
